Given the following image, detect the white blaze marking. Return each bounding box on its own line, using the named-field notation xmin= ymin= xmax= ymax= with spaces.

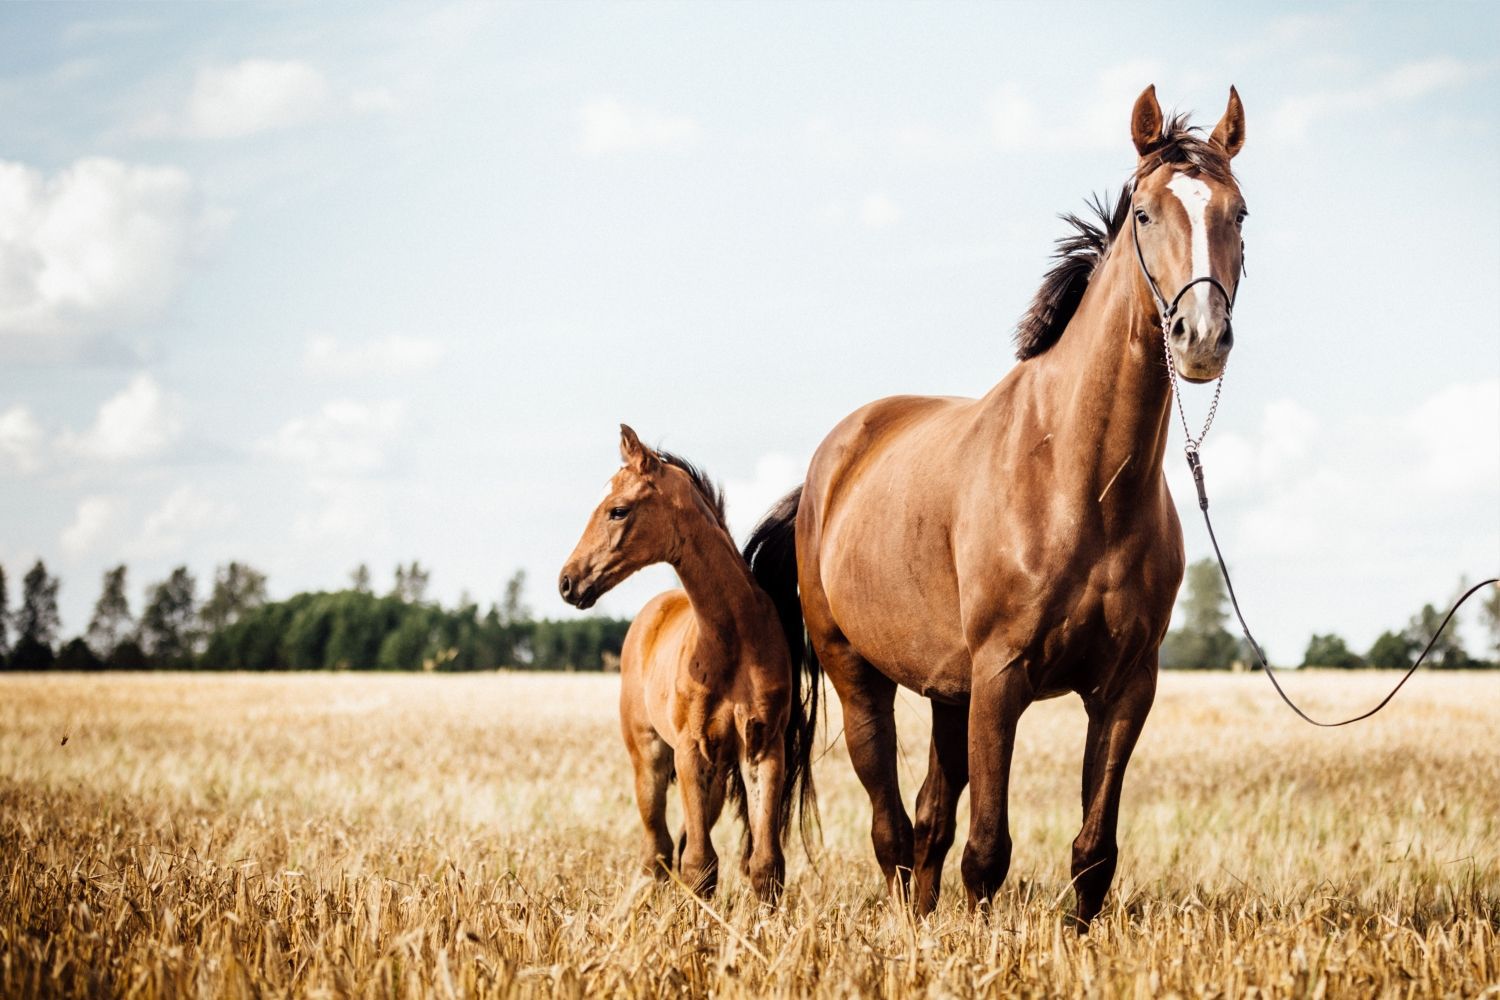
xmin=1166 ymin=173 xmax=1214 ymax=328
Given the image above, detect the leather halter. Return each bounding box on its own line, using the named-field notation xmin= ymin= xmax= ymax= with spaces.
xmin=1129 ymin=197 xmax=1240 ymax=332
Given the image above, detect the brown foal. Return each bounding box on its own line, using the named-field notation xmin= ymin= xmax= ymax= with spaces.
xmin=559 ymin=426 xmax=816 ymax=901
xmin=747 ymin=86 xmax=1249 ymax=927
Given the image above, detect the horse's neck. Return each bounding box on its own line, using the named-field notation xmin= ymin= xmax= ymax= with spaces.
xmin=672 ymin=518 xmax=760 ymax=659
xmin=1028 ymin=248 xmax=1174 ymax=496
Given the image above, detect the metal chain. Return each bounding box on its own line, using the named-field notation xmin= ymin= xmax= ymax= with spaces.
xmin=1161 ymin=318 xmax=1224 ymax=455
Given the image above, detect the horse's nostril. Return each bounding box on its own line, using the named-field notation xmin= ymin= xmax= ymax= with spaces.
xmin=1170 ymin=315 xmax=1189 ymax=342
xmin=559 ymin=574 xmax=572 ymax=597
xmin=1220 ymin=322 xmax=1234 ymax=349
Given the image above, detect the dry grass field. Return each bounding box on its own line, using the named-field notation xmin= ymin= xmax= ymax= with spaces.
xmin=2 ymin=670 xmax=1497 ymax=998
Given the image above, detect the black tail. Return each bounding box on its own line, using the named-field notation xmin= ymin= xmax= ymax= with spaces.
xmin=742 ymin=485 xmax=821 ymax=852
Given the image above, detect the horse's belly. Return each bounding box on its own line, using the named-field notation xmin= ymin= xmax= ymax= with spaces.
xmin=820 ymin=513 xmax=971 ymax=701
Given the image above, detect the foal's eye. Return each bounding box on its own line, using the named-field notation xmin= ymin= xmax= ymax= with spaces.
xmin=1134 ymin=209 xmax=1151 ymax=226
xmin=608 ymin=506 xmax=630 ymax=521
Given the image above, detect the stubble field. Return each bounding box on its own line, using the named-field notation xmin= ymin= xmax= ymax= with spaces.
xmin=1 ymin=670 xmax=1497 ymax=998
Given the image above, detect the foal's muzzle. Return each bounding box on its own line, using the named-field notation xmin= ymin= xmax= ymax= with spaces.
xmin=558 ymin=566 xmax=600 ymax=609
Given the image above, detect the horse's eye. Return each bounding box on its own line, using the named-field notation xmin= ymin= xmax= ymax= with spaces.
xmin=1134 ymin=209 xmax=1151 ymax=226
xmin=608 ymin=506 xmax=630 ymax=521
xmin=1235 ymin=210 xmax=1248 ymax=227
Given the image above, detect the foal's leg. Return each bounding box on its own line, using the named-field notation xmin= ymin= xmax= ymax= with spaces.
xmin=912 ymin=700 xmax=969 ymax=915
xmin=741 ymin=722 xmax=788 ymax=902
xmin=674 ymin=741 xmax=722 ymax=896
xmin=961 ymin=661 xmax=1032 ymax=908
xmin=823 ymin=643 xmax=912 ymax=900
xmin=628 ymin=732 xmax=675 ymax=878
xmin=1072 ymin=665 xmax=1156 ymax=931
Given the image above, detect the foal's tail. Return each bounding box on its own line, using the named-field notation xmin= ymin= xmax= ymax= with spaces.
xmin=742 ymin=485 xmax=821 ymax=852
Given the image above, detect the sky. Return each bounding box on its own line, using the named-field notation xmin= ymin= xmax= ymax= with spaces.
xmin=1 ymin=1 xmax=1496 ymax=664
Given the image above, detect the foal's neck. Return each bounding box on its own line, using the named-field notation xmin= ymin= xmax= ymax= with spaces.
xmin=1033 ymin=245 xmax=1174 ymax=498
xmin=671 ymin=514 xmax=762 ymax=657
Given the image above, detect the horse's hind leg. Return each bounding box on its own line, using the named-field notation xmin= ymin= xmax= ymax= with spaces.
xmin=1072 ymin=665 xmax=1156 ymax=931
xmin=822 ymin=640 xmax=913 ymax=900
xmin=628 ymin=732 xmax=674 ymax=879
xmin=913 ymin=700 xmax=969 ymax=915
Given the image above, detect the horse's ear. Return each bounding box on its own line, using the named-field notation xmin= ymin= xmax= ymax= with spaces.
xmin=1131 ymin=84 xmax=1164 ymax=157
xmin=1211 ymin=85 xmax=1246 ymax=159
xmin=619 ymin=424 xmax=658 ymax=474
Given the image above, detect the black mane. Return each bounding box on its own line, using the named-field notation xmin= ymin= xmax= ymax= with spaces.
xmin=656 ymin=449 xmax=729 ymax=532
xmin=1013 ymin=114 xmax=1235 ymax=361
xmin=1013 ymin=185 xmax=1131 ymax=361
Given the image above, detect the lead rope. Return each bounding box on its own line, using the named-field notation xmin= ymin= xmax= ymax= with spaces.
xmin=1165 ymin=322 xmax=1499 ymax=726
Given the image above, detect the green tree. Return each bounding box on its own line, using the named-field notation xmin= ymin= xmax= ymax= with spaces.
xmin=109 ymin=638 xmax=148 ymax=671
xmin=391 ymin=561 xmax=430 ymax=604
xmin=56 ymin=637 xmax=104 ymax=671
xmin=1160 ymin=559 xmax=1240 ymax=669
xmin=0 ymin=564 xmax=10 ymax=662
xmin=8 ymin=561 xmax=61 ymax=670
xmin=139 ymin=567 xmax=199 ymax=668
xmin=499 ymin=570 xmax=529 ymax=625
xmin=1301 ymin=633 xmax=1363 ymax=669
xmin=1404 ymin=602 xmax=1475 ymax=670
xmin=1367 ymin=629 xmax=1418 ymax=669
xmin=200 ymin=562 xmax=267 ymax=635
xmin=1480 ymin=584 xmax=1500 ymax=666
xmin=86 ymin=565 xmax=134 ymax=660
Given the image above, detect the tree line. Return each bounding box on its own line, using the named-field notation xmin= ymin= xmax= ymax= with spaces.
xmin=1 ymin=557 xmax=1494 ymax=672
xmin=1161 ymin=559 xmax=1500 ymax=670
xmin=0 ymin=562 xmax=629 ymax=672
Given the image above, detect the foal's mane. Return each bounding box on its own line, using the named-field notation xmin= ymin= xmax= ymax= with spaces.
xmin=656 ymin=450 xmax=730 ymax=534
xmin=1013 ymin=114 xmax=1235 ymax=361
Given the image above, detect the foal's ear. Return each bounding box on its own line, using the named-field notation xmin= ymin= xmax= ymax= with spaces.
xmin=1131 ymin=84 xmax=1164 ymax=157
xmin=619 ymin=424 xmax=659 ymax=474
xmin=1211 ymin=85 xmax=1246 ymax=159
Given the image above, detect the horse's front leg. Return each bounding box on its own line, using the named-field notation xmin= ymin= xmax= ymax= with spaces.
xmin=961 ymin=655 xmax=1033 ymax=908
xmin=739 ymin=711 xmax=787 ymax=902
xmin=1072 ymin=663 xmax=1156 ymax=930
xmin=674 ymin=737 xmax=721 ymax=897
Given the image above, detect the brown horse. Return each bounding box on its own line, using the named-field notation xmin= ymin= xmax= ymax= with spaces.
xmin=558 ymin=425 xmax=817 ymax=901
xmin=746 ymin=86 xmax=1247 ymax=927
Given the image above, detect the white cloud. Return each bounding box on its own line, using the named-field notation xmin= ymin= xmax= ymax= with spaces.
xmin=0 ymin=404 xmax=44 ymax=474
xmin=0 ymin=158 xmax=213 ymax=359
xmin=61 ymin=495 xmax=122 ymax=555
xmin=1266 ymin=57 xmax=1488 ymax=142
xmin=128 ymin=485 xmax=237 ymax=559
xmin=859 ymin=193 xmax=902 ymax=230
xmin=63 ymin=373 xmax=183 ymax=463
xmin=259 ymin=398 xmax=406 ymax=475
xmin=724 ymin=453 xmax=806 ymax=544
xmin=578 ymin=97 xmax=700 ymax=156
xmin=184 ymin=59 xmax=333 ymax=138
xmin=304 ymin=334 xmax=445 ymax=377
xmin=1402 ymin=379 xmax=1500 ymax=495
xmin=1165 ymin=378 xmax=1499 ymax=654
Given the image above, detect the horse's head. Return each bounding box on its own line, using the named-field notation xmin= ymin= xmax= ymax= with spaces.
xmin=558 ymin=424 xmax=702 ymax=609
xmin=1129 ymin=85 xmax=1247 ymax=384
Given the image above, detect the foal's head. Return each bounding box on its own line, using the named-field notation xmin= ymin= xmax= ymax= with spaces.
xmin=1129 ymin=85 xmax=1248 ymax=383
xmin=558 ymin=425 xmax=728 ymax=610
